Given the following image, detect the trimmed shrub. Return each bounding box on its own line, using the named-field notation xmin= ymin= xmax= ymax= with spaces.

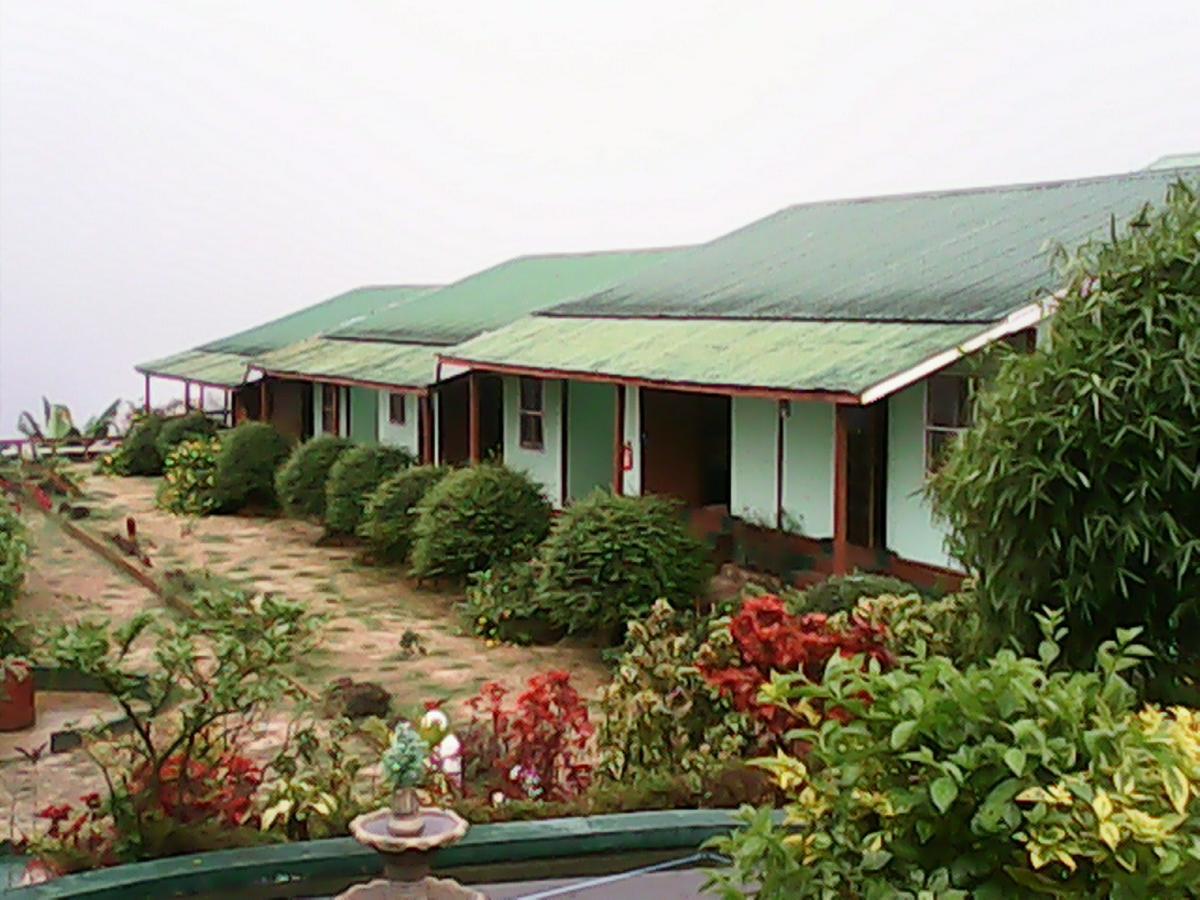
xmin=929 ymin=182 xmax=1200 ymax=694
xmin=790 ymin=571 xmax=921 ymax=616
xmin=156 ymin=436 xmax=221 ymax=516
xmin=209 ymin=422 xmax=291 ymax=513
xmin=275 ymin=435 xmax=352 ymax=520
xmin=323 ymin=445 xmax=415 ymax=535
xmin=462 ymin=560 xmax=557 ymax=645
xmin=358 ymin=465 xmax=449 ymax=561
xmin=155 ymin=412 xmax=218 ymax=459
xmin=534 ymin=491 xmax=710 ymax=640
xmin=115 ymin=413 xmax=166 ymax=475
xmin=0 ymin=500 xmax=28 ymax=611
xmin=409 ymin=464 xmax=551 ymax=581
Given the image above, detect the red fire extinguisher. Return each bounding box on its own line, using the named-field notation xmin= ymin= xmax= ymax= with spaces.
xmin=621 ymin=442 xmax=633 ymax=472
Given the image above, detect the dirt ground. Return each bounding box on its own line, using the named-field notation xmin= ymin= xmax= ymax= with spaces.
xmin=1 ymin=468 xmax=608 ymax=844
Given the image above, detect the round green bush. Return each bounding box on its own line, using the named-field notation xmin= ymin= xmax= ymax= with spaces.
xmin=323 ymin=445 xmax=415 ymax=535
xmin=358 ymin=465 xmax=449 ymax=561
xmin=155 ymin=412 xmax=218 ymax=459
xmin=209 ymin=421 xmax=292 ymax=513
xmin=409 ymin=464 xmax=552 ymax=581
xmin=790 ymin=572 xmax=921 ymax=616
xmin=117 ymin=413 xmax=166 ymax=475
xmin=534 ymin=491 xmax=710 ymax=640
xmin=275 ymin=435 xmax=352 ymax=520
xmin=0 ymin=501 xmax=28 ymax=612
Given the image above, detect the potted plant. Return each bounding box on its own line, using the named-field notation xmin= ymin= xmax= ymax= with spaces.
xmin=380 ymin=722 xmax=429 ymax=836
xmin=0 ymin=618 xmax=34 ymax=731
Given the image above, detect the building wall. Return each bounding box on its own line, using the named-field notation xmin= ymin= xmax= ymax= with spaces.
xmin=886 ymin=381 xmax=955 ymax=569
xmin=782 ymin=400 xmax=835 ymax=538
xmin=502 ymin=375 xmax=564 ymax=507
xmin=621 ymin=386 xmax=641 ymax=496
xmin=377 ymin=390 xmax=419 ymax=455
xmin=566 ymin=381 xmax=616 ymax=502
xmin=730 ymin=397 xmax=777 ymax=526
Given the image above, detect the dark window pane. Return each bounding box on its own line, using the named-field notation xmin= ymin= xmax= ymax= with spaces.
xmin=519 ymin=413 xmax=544 ymax=449
xmin=389 ymin=392 xmax=406 ymax=425
xmin=322 ymin=388 xmax=337 ymax=434
xmin=927 ymin=374 xmax=971 ymax=428
xmin=519 ymin=377 xmax=543 ymax=413
xmin=926 ymin=429 xmax=957 ymax=473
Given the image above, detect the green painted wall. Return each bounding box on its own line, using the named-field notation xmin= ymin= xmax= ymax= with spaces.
xmin=731 ymin=397 xmax=778 ymax=525
xmin=502 ymin=375 xmax=563 ymax=507
xmin=887 ymin=382 xmax=955 ymax=568
xmin=621 ymin=386 xmax=640 ymax=496
xmin=781 ymin=400 xmax=834 ymax=537
xmin=566 ymin=381 xmax=615 ymax=502
xmin=348 ymin=386 xmax=378 ymax=445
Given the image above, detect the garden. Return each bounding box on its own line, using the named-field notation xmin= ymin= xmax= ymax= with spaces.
xmin=0 ymin=182 xmax=1196 ymax=897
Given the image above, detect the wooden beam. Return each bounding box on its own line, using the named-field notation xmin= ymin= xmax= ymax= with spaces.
xmin=184 ymin=381 xmax=192 ymax=411
xmin=143 ymin=374 xmax=151 ymax=414
xmin=420 ymin=395 xmax=433 ymax=465
xmin=833 ymin=404 xmax=850 ymax=575
xmin=775 ymin=400 xmax=787 ymax=530
xmin=467 ymin=373 xmax=481 ymax=464
xmin=198 ymin=385 xmax=206 ymax=412
xmin=259 ymin=378 xmax=268 ymax=422
xmin=613 ymin=384 xmax=626 ymax=494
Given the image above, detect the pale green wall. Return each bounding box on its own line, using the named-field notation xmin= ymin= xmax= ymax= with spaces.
xmin=502 ymin=375 xmax=563 ymax=507
xmin=620 ymin=386 xmax=640 ymax=496
xmin=781 ymin=400 xmax=834 ymax=537
xmin=731 ymin=397 xmax=778 ymax=525
xmin=377 ymin=390 xmax=419 ymax=455
xmin=566 ymin=381 xmax=615 ymax=502
xmin=887 ymin=382 xmax=955 ymax=568
xmin=348 ymin=387 xmax=378 ymax=444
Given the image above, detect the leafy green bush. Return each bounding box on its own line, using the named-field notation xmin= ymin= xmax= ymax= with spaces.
xmin=358 ymin=465 xmax=448 ymax=561
xmin=533 ymin=491 xmax=710 ymax=640
xmin=275 ymin=435 xmax=352 ymax=520
xmin=0 ymin=500 xmax=28 ymax=611
xmin=323 ymin=446 xmax=415 ymax=536
xmin=409 ymin=464 xmax=551 ymax=581
xmin=113 ymin=413 xmax=166 ymax=475
xmin=790 ymin=571 xmax=921 ymax=615
xmin=929 ymin=182 xmax=1200 ymax=694
xmin=831 ymin=589 xmax=986 ymax=664
xmin=462 ymin=560 xmax=557 ymax=645
xmin=156 ymin=436 xmax=221 ymax=516
xmin=707 ymin=613 xmax=1200 ymax=898
xmin=155 ymin=412 xmax=219 ymax=459
xmin=209 ymin=422 xmax=291 ymax=513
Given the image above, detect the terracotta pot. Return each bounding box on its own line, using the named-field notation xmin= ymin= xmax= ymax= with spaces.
xmin=0 ymin=667 xmax=35 ymax=732
xmin=387 ymin=787 xmax=424 ymax=837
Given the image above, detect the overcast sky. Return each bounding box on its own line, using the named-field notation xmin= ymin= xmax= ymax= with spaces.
xmin=1 ymin=1 xmax=1197 ymax=434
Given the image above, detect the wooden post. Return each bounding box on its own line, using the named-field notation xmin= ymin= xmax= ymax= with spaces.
xmin=613 ymin=384 xmax=626 ymax=494
xmin=420 ymin=394 xmax=433 ymax=464
xmin=832 ymin=403 xmax=850 ymax=575
xmin=559 ymin=380 xmax=569 ymax=507
xmin=198 ymin=385 xmax=206 ymax=412
xmin=143 ymin=374 xmax=151 ymax=413
xmin=775 ymin=400 xmax=787 ymax=530
xmin=184 ymin=381 xmax=192 ymax=411
xmin=259 ymin=378 xmax=268 ymax=423
xmin=467 ymin=373 xmax=481 ymax=464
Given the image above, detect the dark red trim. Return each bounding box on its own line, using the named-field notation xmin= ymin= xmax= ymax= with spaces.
xmin=468 ymin=373 xmax=481 ymax=464
xmin=613 ymin=384 xmax=626 ymax=493
xmin=143 ymin=374 xmax=151 ymax=413
xmin=775 ymin=400 xmax=786 ymax=529
xmin=437 ymin=356 xmax=860 ymax=405
xmin=560 ymin=380 xmax=569 ymax=506
xmin=184 ymin=381 xmax=192 ymax=411
xmin=419 ymin=395 xmax=433 ymax=465
xmin=258 ymin=379 xmax=268 ymax=423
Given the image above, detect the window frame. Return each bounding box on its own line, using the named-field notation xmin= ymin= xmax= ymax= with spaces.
xmin=388 ymin=392 xmax=407 ymax=426
xmin=518 ymin=377 xmax=545 ymax=451
xmin=321 ymin=385 xmax=339 ymax=435
xmin=924 ymin=371 xmax=973 ymax=474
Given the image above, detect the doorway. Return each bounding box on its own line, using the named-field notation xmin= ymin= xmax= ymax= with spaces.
xmin=437 ymin=374 xmax=503 ymax=465
xmin=844 ymin=401 xmax=887 ymax=549
xmin=640 ymin=388 xmax=731 ymax=508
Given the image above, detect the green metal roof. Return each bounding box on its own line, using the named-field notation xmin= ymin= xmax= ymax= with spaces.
xmin=1146 ymin=153 xmax=1200 ymax=171
xmin=329 ymin=250 xmax=683 ymax=345
xmin=134 ymin=349 xmax=252 ymax=388
xmin=252 ymin=338 xmax=437 ymax=390
xmin=137 ymin=284 xmax=438 ymax=386
xmin=551 ymin=167 xmax=1199 ymax=324
xmin=443 ymin=316 xmax=987 ymax=397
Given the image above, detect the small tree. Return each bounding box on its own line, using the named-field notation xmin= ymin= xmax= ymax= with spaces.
xmin=929 ymin=181 xmax=1200 ymax=693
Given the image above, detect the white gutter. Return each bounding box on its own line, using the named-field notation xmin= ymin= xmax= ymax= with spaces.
xmin=857 ymin=294 xmax=1059 ymax=405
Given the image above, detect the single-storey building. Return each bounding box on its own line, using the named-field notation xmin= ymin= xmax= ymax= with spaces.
xmin=248 ymin=249 xmax=684 ymax=460
xmin=440 ymin=165 xmax=1199 ymax=587
xmin=135 ymin=284 xmax=437 ymax=437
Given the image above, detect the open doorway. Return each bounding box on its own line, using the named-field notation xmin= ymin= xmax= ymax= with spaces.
xmin=640 ymin=388 xmax=730 ymax=508
xmin=437 ymin=373 xmax=503 ymax=465
xmin=844 ymin=401 xmax=887 ymax=549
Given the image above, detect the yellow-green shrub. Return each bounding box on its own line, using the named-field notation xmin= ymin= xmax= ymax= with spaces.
xmin=155 ymin=436 xmax=221 ymax=516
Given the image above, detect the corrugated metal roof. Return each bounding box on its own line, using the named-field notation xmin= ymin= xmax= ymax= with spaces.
xmin=442 ymin=316 xmax=986 ymax=396
xmin=550 ymin=167 xmax=1199 ymax=324
xmin=329 ymin=249 xmax=684 ymax=345
xmin=1146 ymin=153 xmax=1200 ymax=171
xmin=137 ymin=284 xmax=438 ymax=386
xmin=135 ymin=349 xmax=252 ymax=387
xmin=253 ymin=338 xmax=437 ymax=390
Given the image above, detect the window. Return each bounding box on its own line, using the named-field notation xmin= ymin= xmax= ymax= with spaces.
xmin=321 ymin=386 xmax=339 ymax=435
xmin=925 ymin=372 xmax=972 ymax=473
xmin=518 ymin=377 xmax=544 ymax=450
xmin=388 ymin=392 xmax=406 ymax=425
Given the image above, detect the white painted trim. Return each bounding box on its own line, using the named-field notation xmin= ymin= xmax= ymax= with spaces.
xmin=858 ymin=297 xmax=1057 ymax=406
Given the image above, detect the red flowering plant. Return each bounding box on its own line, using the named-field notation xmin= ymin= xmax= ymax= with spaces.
xmin=459 ymin=671 xmax=594 ymax=803
xmin=700 ymin=594 xmax=895 ymax=740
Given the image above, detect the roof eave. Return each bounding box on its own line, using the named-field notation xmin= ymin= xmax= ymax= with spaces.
xmin=247 ymin=365 xmax=428 ymax=395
